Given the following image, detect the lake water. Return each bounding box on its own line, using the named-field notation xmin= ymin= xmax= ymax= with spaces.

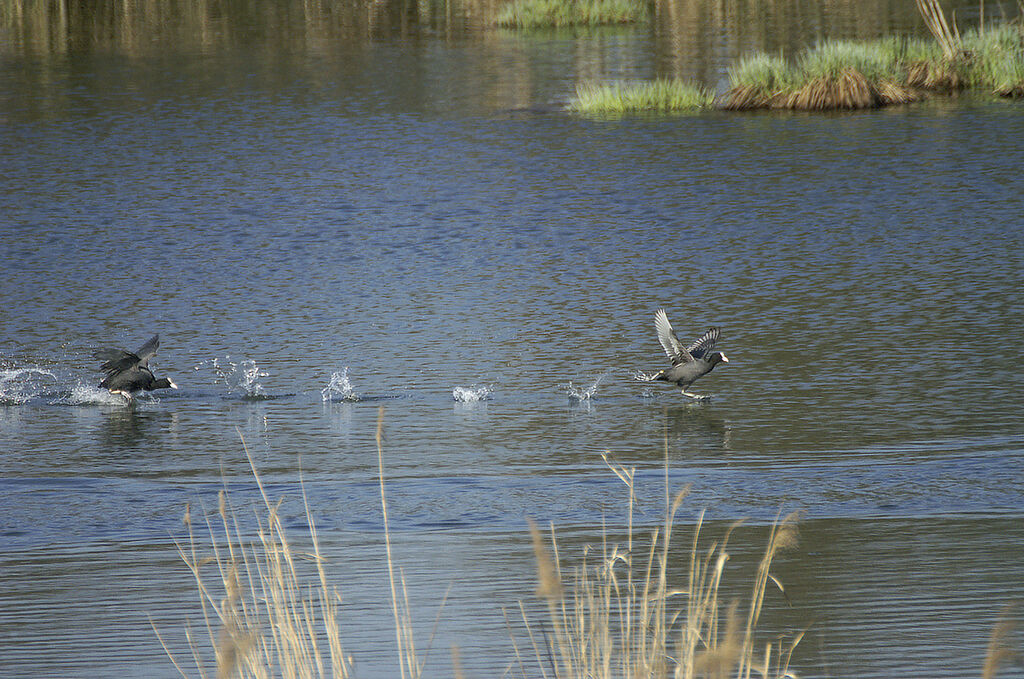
xmin=2 ymin=1 xmax=1023 ymax=677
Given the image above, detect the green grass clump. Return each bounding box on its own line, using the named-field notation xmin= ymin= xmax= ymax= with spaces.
xmin=799 ymin=38 xmax=904 ymax=82
xmin=494 ymin=0 xmax=647 ymax=28
xmin=722 ymin=53 xmax=794 ymax=109
xmin=722 ymin=16 xmax=1024 ymax=111
xmin=569 ymin=78 xmax=714 ymax=114
xmin=962 ymin=23 xmax=1024 ymax=95
xmin=726 ymin=37 xmax=925 ymax=110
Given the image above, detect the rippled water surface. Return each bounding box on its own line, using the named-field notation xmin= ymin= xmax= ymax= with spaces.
xmin=2 ymin=1 xmax=1023 ymax=677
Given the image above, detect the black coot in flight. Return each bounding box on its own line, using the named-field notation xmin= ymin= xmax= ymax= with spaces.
xmin=643 ymin=308 xmax=729 ymax=400
xmin=94 ymin=334 xmax=177 ymax=400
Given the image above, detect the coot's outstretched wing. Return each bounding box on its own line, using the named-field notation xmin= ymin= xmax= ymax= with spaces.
xmin=134 ymin=335 xmax=160 ymax=368
xmin=93 ymin=335 xmax=159 ymax=374
xmin=685 ymin=327 xmax=720 ymax=361
xmin=94 ymin=348 xmax=140 ymax=374
xmin=654 ymin=309 xmax=692 ymax=365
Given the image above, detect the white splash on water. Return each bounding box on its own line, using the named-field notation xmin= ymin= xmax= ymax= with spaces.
xmin=322 ymin=367 xmax=359 ymax=402
xmin=52 ymin=382 xmax=131 ymax=406
xmin=562 ymin=375 xmax=604 ymax=403
xmin=632 ymin=369 xmax=659 ymax=382
xmin=210 ymin=357 xmax=268 ymax=398
xmin=452 ymin=385 xmax=492 ymax=402
xmin=0 ymin=367 xmax=56 ymax=405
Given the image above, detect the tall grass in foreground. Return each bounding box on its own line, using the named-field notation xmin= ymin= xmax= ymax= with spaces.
xmin=512 ymin=452 xmax=804 ymax=679
xmin=157 ymin=419 xmax=1019 ymax=678
xmin=154 ymin=437 xmax=352 ymax=679
xmin=570 ymin=79 xmax=715 ymax=114
xmin=494 ymin=0 xmax=647 ymax=29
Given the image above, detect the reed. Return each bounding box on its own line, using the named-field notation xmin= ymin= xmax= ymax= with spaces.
xmin=153 ymin=434 xmax=352 ymax=679
xmin=569 ymin=79 xmax=714 ymax=114
xmin=512 ymin=451 xmax=804 ymax=679
xmin=157 ymin=425 xmax=1017 ymax=678
xmin=494 ymin=0 xmax=647 ymax=29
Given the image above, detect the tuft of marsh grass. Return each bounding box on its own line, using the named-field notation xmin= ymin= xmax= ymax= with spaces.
xmin=721 ymin=53 xmax=793 ymax=110
xmin=723 ymin=6 xmax=1024 ymax=111
xmin=569 ymin=78 xmax=714 ymax=114
xmin=512 ymin=451 xmax=805 ymax=679
xmin=963 ymin=23 xmax=1024 ymax=96
xmin=726 ymin=39 xmax=925 ymax=110
xmin=494 ymin=0 xmax=647 ymax=29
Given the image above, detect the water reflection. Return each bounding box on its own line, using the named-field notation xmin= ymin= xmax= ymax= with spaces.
xmin=4 ymin=0 xmax=1015 ymax=88
xmin=97 ymin=405 xmax=169 ymax=449
xmin=662 ymin=403 xmax=732 ymax=455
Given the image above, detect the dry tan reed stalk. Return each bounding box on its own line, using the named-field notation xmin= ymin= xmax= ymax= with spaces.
xmin=155 ymin=432 xmax=351 ymax=679
xmin=906 ymin=59 xmax=966 ymax=91
xmin=720 ymin=85 xmax=780 ymax=110
xmin=517 ymin=440 xmax=802 ymax=679
xmin=982 ymin=605 xmax=1020 ymax=679
xmin=916 ymin=0 xmax=964 ymax=60
xmin=736 ymin=510 xmax=801 ymax=679
xmin=784 ymin=69 xmax=880 ymax=110
xmin=377 ymin=405 xmax=407 ymax=679
xmin=877 ymin=80 xmax=923 ymax=105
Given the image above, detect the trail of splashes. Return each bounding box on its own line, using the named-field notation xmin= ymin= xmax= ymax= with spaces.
xmin=0 ymin=367 xmax=57 ymax=405
xmin=51 ymin=382 xmax=131 ymax=406
xmin=207 ymin=357 xmax=268 ymax=398
xmin=322 ymin=367 xmax=359 ymax=402
xmin=452 ymin=385 xmax=492 ymax=402
xmin=562 ymin=375 xmax=604 ymax=402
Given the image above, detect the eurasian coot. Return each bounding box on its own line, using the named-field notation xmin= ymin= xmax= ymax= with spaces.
xmin=94 ymin=335 xmax=177 ymax=400
xmin=643 ymin=308 xmax=729 ymax=400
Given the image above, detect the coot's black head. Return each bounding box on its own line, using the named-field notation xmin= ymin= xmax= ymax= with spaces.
xmin=706 ymin=352 xmax=729 ymax=368
xmin=150 ymin=377 xmax=178 ymax=391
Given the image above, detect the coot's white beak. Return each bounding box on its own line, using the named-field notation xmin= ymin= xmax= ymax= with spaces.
xmin=720 ymin=354 xmax=729 ymax=363
xmin=169 ymin=380 xmax=179 ymax=389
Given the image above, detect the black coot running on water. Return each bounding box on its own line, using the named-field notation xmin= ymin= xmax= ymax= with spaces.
xmin=93 ymin=334 xmax=178 ymax=400
xmin=640 ymin=308 xmax=729 ymax=400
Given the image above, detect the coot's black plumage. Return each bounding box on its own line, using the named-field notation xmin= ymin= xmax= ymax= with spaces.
xmin=94 ymin=335 xmax=177 ymax=399
xmin=645 ymin=308 xmax=729 ymax=399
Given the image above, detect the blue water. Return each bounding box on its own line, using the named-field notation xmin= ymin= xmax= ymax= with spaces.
xmin=2 ymin=3 xmax=1024 ymax=677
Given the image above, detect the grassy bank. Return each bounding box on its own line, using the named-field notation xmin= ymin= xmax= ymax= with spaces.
xmin=723 ymin=20 xmax=1024 ymax=110
xmin=571 ymin=1 xmax=1024 ymax=114
xmin=494 ymin=0 xmax=647 ymax=28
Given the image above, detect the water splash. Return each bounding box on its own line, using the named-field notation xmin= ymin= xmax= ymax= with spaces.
xmin=322 ymin=367 xmax=359 ymax=402
xmin=0 ymin=367 xmax=57 ymax=405
xmin=52 ymin=382 xmax=132 ymax=406
xmin=452 ymin=385 xmax=492 ymax=402
xmin=562 ymin=375 xmax=603 ymax=403
xmin=209 ymin=357 xmax=268 ymax=399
